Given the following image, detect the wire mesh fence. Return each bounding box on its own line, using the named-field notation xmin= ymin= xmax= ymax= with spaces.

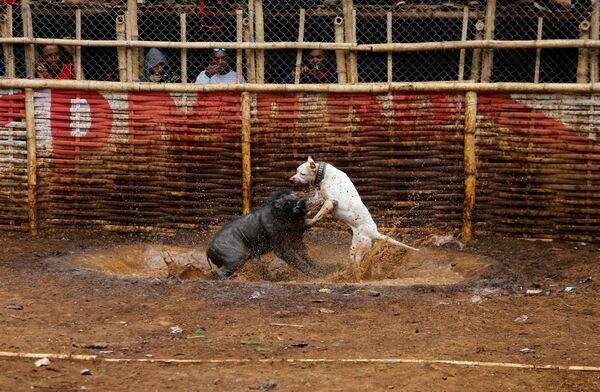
xmin=0 ymin=0 xmax=597 ymax=83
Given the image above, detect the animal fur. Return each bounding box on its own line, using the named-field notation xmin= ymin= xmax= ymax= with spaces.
xmin=206 ymin=189 xmax=320 ymax=279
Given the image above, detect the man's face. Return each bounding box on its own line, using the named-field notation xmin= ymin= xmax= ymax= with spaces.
xmin=308 ymin=50 xmax=327 ymax=69
xmin=42 ymin=45 xmax=62 ymax=70
xmin=211 ymin=50 xmax=230 ymax=73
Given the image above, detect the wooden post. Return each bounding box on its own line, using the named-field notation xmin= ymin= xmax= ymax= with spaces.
xmin=245 ymin=0 xmax=256 ymax=83
xmin=350 ymin=9 xmax=358 ymax=83
xmin=590 ymin=0 xmax=599 ymax=82
xmin=25 ymin=88 xmax=37 ymax=235
xmin=180 ymin=13 xmax=187 ymax=83
xmin=334 ymin=16 xmax=347 ymax=84
xmin=243 ymin=18 xmax=254 ymax=83
xmin=241 ymin=91 xmax=252 ymax=214
xmin=116 ymin=15 xmax=127 ymax=82
xmin=126 ymin=0 xmax=139 ymax=81
xmin=462 ymin=91 xmax=477 ymax=242
xmin=577 ymin=20 xmax=590 ymax=84
xmin=480 ymin=0 xmax=496 ymax=82
xmin=458 ymin=6 xmax=469 ymax=81
xmin=342 ymin=0 xmax=357 ymax=83
xmin=21 ymin=0 xmax=35 ymax=79
xmin=534 ymin=16 xmax=544 ymax=83
xmin=469 ymin=20 xmax=484 ymax=82
xmin=255 ymin=0 xmax=264 ymax=83
xmin=1 ymin=6 xmax=15 ymax=78
xmin=75 ymin=8 xmax=83 ymax=80
xmin=387 ymin=11 xmax=392 ymax=83
xmin=295 ymin=9 xmax=306 ymax=84
xmin=236 ymin=10 xmax=243 ymax=84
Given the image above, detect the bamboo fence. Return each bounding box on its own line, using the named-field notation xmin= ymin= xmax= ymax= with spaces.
xmin=0 ymin=1 xmax=597 ymax=242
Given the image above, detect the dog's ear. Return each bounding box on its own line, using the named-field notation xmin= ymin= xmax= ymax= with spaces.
xmin=308 ymin=156 xmax=316 ymax=169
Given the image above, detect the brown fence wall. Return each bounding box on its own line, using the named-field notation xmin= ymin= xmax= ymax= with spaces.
xmin=0 ymin=89 xmax=598 ymax=241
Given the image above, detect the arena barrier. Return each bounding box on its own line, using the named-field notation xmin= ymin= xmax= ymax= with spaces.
xmin=0 ymin=87 xmax=598 ymax=242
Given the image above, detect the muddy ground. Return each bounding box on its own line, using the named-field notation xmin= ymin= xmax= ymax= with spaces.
xmin=0 ymin=229 xmax=599 ymax=392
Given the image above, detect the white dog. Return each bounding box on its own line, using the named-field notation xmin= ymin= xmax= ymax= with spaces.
xmin=290 ymin=156 xmax=418 ymax=278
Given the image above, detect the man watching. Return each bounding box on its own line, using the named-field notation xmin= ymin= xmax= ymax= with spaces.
xmin=35 ymin=44 xmax=80 ymax=80
xmin=282 ymin=49 xmax=337 ymax=84
xmin=195 ymin=48 xmax=245 ymax=84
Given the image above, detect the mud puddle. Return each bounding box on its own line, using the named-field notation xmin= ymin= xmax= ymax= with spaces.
xmin=59 ymin=240 xmax=491 ymax=286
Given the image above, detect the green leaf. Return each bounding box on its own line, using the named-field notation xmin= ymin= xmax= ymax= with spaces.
xmin=256 ymin=347 xmax=270 ymax=352
xmin=194 ymin=328 xmax=208 ymax=335
xmin=245 ymin=339 xmax=261 ymax=346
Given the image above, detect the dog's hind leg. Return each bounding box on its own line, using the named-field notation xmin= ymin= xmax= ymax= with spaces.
xmin=350 ymin=234 xmax=372 ymax=280
xmin=376 ymin=233 xmax=419 ymax=252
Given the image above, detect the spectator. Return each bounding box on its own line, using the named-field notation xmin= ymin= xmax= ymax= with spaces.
xmin=195 ymin=48 xmax=245 ymax=84
xmin=35 ymin=44 xmax=79 ymax=80
xmin=141 ymin=48 xmax=180 ymax=83
xmin=282 ymin=49 xmax=337 ymax=84
xmin=100 ymin=70 xmax=119 ymax=82
xmin=518 ymin=0 xmax=585 ymax=9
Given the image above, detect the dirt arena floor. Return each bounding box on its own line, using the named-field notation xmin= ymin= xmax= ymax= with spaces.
xmin=0 ymin=228 xmax=599 ymax=391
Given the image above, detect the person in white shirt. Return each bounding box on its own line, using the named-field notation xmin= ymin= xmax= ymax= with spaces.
xmin=195 ymin=48 xmax=245 ymax=84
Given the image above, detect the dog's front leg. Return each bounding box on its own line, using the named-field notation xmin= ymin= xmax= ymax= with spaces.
xmin=307 ymin=199 xmax=337 ymax=226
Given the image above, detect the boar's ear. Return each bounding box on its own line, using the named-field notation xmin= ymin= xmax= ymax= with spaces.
xmin=273 ymin=198 xmax=285 ymax=210
xmin=308 ymin=156 xmax=316 ymax=169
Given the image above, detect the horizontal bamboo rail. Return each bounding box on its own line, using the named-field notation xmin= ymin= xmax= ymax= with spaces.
xmin=369 ymin=39 xmax=600 ymax=52
xmin=4 ymin=78 xmax=600 ymax=93
xmin=3 ymin=37 xmax=600 ymax=52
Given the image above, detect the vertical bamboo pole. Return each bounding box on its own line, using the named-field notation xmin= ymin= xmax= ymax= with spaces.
xmin=21 ymin=0 xmax=35 ymax=79
xmin=241 ymin=91 xmax=252 ymax=214
xmin=590 ymin=0 xmax=599 ymax=82
xmin=246 ymin=0 xmax=256 ymax=83
xmin=294 ymin=9 xmax=306 ymax=84
xmin=243 ymin=21 xmax=254 ymax=83
xmin=458 ymin=6 xmax=469 ymax=81
xmin=75 ymin=8 xmax=83 ymax=80
xmin=577 ymin=21 xmax=590 ymax=84
xmin=462 ymin=91 xmax=477 ymax=242
xmin=480 ymin=0 xmax=496 ymax=82
xmin=534 ymin=16 xmax=544 ymax=83
xmin=350 ymin=9 xmax=358 ymax=83
xmin=126 ymin=0 xmax=139 ymax=81
xmin=255 ymin=0 xmax=264 ymax=83
xmin=469 ymin=20 xmax=484 ymax=82
xmin=236 ymin=9 xmax=243 ymax=84
xmin=334 ymin=16 xmax=347 ymax=84
xmin=342 ymin=0 xmax=357 ymax=83
xmin=180 ymin=13 xmax=187 ymax=83
xmin=387 ymin=11 xmax=392 ymax=83
xmin=116 ymin=15 xmax=127 ymax=82
xmin=25 ymin=88 xmax=37 ymax=235
xmin=1 ymin=6 xmax=15 ymax=78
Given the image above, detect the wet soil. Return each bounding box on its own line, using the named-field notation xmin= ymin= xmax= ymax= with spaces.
xmin=0 ymin=229 xmax=599 ymax=391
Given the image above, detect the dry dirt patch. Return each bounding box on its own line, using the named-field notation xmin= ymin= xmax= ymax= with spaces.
xmin=0 ymin=230 xmax=598 ymax=391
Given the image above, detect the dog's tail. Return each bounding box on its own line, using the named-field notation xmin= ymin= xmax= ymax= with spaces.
xmin=376 ymin=233 xmax=419 ymax=252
